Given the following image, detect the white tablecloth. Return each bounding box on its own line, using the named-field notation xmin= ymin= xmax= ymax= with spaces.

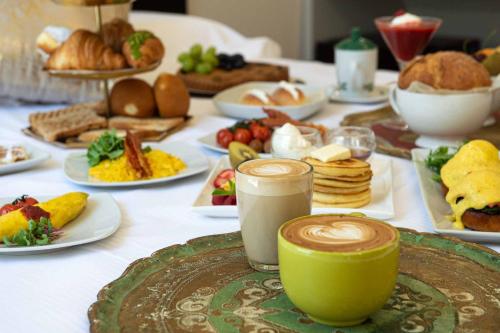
xmin=1 ymin=59 xmax=498 ymax=333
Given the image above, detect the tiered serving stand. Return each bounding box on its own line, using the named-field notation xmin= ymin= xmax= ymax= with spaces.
xmin=46 ymin=0 xmax=161 ymax=116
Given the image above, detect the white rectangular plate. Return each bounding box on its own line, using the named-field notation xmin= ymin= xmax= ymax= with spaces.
xmin=198 ymin=132 xmax=271 ymax=157
xmin=0 ymin=193 xmax=121 ymax=255
xmin=213 ymin=81 xmax=327 ymax=120
xmin=64 ymin=142 xmax=209 ymax=187
xmin=192 ymin=155 xmax=394 ymax=220
xmin=412 ymin=148 xmax=500 ymax=243
xmin=0 ymin=142 xmax=50 ymax=175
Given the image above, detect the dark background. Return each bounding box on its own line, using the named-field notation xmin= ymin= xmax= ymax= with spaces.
xmin=131 ymin=1 xmax=482 ymax=70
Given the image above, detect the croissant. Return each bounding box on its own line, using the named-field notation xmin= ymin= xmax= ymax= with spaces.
xmin=45 ymin=29 xmax=127 ymax=70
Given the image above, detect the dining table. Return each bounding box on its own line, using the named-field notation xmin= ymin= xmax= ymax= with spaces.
xmin=1 ymin=57 xmax=499 ymax=333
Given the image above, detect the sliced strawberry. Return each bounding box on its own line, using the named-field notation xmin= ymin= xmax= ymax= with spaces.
xmin=212 ymin=195 xmax=227 ymax=206
xmin=213 ymin=169 xmax=236 ymax=188
xmin=223 ymin=195 xmax=237 ymax=205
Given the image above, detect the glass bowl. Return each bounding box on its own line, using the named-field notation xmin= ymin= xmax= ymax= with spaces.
xmin=329 ymin=126 xmax=376 ymax=160
xmin=271 ymin=126 xmax=323 ymax=160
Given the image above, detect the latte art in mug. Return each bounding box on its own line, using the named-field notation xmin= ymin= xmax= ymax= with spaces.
xmin=282 ymin=215 xmax=396 ymax=251
xmin=238 ymin=159 xmax=311 ymax=178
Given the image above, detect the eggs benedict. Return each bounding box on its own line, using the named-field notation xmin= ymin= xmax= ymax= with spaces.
xmin=440 ymin=140 xmax=500 ymax=231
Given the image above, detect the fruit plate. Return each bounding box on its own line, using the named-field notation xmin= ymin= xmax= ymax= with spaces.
xmin=0 ymin=142 xmax=50 ymax=175
xmin=213 ymin=82 xmax=328 ymax=120
xmin=191 ymin=155 xmax=394 ymax=219
xmin=88 ymin=230 xmax=500 ymax=333
xmin=412 ymin=148 xmax=500 ymax=243
xmin=64 ymin=142 xmax=209 ymax=187
xmin=0 ymin=193 xmax=120 ymax=255
xmin=197 ymin=132 xmax=271 ymax=158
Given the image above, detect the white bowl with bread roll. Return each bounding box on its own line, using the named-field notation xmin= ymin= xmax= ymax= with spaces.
xmin=389 ymin=51 xmax=500 ymax=148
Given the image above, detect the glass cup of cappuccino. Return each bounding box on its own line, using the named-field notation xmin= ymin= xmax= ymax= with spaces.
xmin=278 ymin=214 xmax=400 ymax=327
xmin=236 ymin=158 xmax=313 ymax=272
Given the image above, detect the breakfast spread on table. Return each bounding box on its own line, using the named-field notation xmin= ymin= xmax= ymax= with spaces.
xmin=2 ymin=5 xmax=500 ymax=333
xmin=87 ymin=131 xmax=186 ymax=182
xmin=0 ymin=192 xmax=88 ymax=247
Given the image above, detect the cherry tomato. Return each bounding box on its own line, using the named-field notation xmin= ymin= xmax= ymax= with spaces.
xmin=216 ymin=128 xmax=234 ymax=148
xmin=0 ymin=204 xmax=16 ymax=216
xmin=15 ymin=196 xmax=38 ymax=207
xmin=251 ymin=125 xmax=271 ymax=141
xmin=234 ymin=128 xmax=252 ymax=144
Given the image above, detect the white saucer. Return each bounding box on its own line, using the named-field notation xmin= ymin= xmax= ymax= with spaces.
xmin=329 ymin=85 xmax=389 ymax=104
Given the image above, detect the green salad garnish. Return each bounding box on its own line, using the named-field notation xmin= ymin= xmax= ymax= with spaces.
xmin=425 ymin=146 xmax=457 ymax=182
xmin=3 ymin=217 xmax=57 ymax=247
xmin=87 ymin=130 xmax=125 ymax=167
xmin=128 ymin=31 xmax=154 ymax=60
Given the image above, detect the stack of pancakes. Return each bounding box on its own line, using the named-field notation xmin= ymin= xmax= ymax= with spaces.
xmin=304 ymin=157 xmax=372 ymax=208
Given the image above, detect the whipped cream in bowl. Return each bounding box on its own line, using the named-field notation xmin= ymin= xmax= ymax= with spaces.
xmin=271 ymin=123 xmax=323 ymax=160
xmin=391 ymin=12 xmax=422 ymax=26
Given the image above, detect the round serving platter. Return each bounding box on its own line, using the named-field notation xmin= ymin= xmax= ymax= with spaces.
xmin=88 ymin=229 xmax=500 ymax=333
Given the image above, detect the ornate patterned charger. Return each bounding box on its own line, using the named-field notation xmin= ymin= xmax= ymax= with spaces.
xmin=88 ymin=230 xmax=500 ymax=333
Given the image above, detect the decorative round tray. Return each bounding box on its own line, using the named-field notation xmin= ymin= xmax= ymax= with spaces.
xmin=45 ymin=61 xmax=161 ymax=80
xmin=88 ymin=229 xmax=500 ymax=333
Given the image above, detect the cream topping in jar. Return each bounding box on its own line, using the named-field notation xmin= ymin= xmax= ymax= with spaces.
xmin=391 ymin=13 xmax=422 ymax=26
xmin=271 ymin=123 xmax=313 ymax=159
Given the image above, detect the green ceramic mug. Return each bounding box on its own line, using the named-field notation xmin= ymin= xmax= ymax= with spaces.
xmin=278 ymin=214 xmax=400 ymax=327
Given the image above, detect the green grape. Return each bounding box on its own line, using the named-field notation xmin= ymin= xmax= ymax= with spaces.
xmin=177 ymin=52 xmax=190 ymax=63
xmin=181 ymin=58 xmax=195 ymax=72
xmin=206 ymin=46 xmax=217 ymax=55
xmin=190 ymin=44 xmax=203 ymax=60
xmin=201 ymin=52 xmax=219 ymax=67
xmin=195 ymin=62 xmax=213 ymax=74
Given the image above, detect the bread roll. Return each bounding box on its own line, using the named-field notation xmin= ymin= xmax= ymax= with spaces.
xmin=122 ymin=31 xmax=164 ymax=68
xmin=398 ymin=51 xmax=492 ymax=90
xmin=102 ymin=18 xmax=134 ymax=53
xmin=110 ymin=79 xmax=156 ymax=118
xmin=154 ymin=73 xmax=190 ymax=118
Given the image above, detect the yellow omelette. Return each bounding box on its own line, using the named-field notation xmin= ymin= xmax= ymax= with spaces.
xmin=0 ymin=192 xmax=88 ymax=240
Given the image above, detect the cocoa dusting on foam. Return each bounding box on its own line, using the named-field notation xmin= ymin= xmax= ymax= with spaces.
xmin=282 ymin=215 xmax=397 ymax=252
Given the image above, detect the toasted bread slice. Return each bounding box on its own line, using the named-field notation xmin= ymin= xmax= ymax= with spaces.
xmin=108 ymin=116 xmax=184 ymax=132
xmin=29 ymin=104 xmax=107 ymax=142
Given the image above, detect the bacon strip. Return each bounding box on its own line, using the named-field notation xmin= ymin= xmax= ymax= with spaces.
xmin=124 ymin=131 xmax=152 ymax=179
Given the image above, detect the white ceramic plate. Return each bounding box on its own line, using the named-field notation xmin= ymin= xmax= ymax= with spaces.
xmin=198 ymin=132 xmax=271 ymax=157
xmin=0 ymin=193 xmax=120 ymax=255
xmin=412 ymin=148 xmax=500 ymax=243
xmin=0 ymin=142 xmax=50 ymax=175
xmin=64 ymin=142 xmax=209 ymax=187
xmin=329 ymin=85 xmax=389 ymax=104
xmin=213 ymin=82 xmax=328 ymax=120
xmin=192 ymin=155 xmax=394 ymax=220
